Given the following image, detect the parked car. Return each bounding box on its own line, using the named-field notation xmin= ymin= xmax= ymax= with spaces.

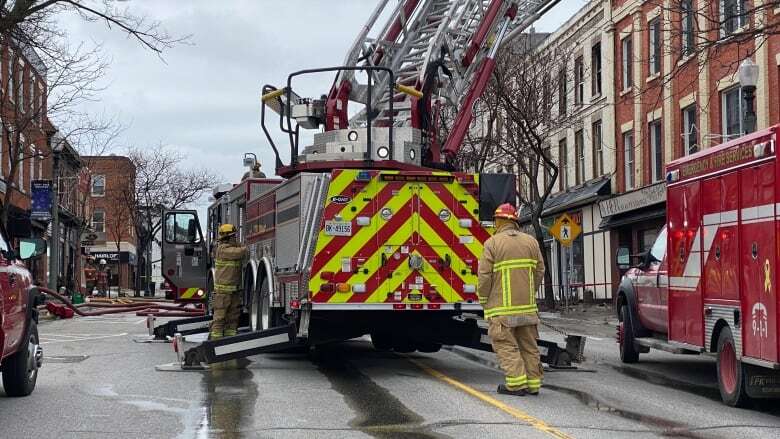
xmin=0 ymin=230 xmax=47 ymax=397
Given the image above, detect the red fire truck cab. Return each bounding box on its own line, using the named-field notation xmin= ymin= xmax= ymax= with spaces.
xmin=616 ymin=125 xmax=780 ymax=406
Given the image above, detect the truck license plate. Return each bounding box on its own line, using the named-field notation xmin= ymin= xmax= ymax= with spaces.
xmin=325 ymin=221 xmax=352 ymax=236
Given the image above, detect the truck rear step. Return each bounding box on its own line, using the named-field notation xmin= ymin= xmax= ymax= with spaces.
xmin=635 ymin=337 xmax=703 ymax=355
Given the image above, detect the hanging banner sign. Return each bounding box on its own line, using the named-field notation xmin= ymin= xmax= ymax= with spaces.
xmin=30 ymin=180 xmax=53 ymax=221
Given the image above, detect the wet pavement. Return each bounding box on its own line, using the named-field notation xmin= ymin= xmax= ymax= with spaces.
xmin=0 ymin=313 xmax=779 ymax=438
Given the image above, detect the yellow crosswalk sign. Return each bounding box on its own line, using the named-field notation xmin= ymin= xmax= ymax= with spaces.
xmin=550 ymin=213 xmax=581 ymax=247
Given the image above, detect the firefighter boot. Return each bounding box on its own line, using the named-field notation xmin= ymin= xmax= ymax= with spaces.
xmin=497 ymin=384 xmax=527 ymax=396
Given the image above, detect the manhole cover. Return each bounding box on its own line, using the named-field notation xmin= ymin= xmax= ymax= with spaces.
xmin=46 ymin=355 xmax=89 ymax=363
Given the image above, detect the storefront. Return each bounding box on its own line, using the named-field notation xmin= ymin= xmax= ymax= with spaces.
xmin=598 ymin=182 xmax=667 ymax=287
xmin=88 ymin=249 xmax=137 ymax=290
xmin=522 ymin=175 xmax=614 ymax=303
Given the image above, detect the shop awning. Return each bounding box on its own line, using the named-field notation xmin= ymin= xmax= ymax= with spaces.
xmin=520 ymin=175 xmax=611 ymax=222
xmin=599 ymin=206 xmax=667 ymax=229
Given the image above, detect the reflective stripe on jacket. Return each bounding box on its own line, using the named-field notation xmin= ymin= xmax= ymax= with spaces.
xmin=478 ymin=222 xmax=545 ymax=320
xmin=213 ymin=240 xmax=247 ymax=294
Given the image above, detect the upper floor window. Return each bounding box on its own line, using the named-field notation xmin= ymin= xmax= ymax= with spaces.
xmin=574 ymin=56 xmax=584 ymax=106
xmin=559 ymin=138 xmax=568 ymax=190
xmin=621 ymin=35 xmax=633 ymax=90
xmin=92 ymin=209 xmax=105 ymax=233
xmin=623 ymin=131 xmax=635 ymax=190
xmin=682 ymin=0 xmax=695 ymax=55
xmin=91 ymin=175 xmax=106 ymax=197
xmin=721 ymin=86 xmax=744 ymax=138
xmin=6 ymin=49 xmax=13 ymax=101
xmin=722 ymin=0 xmax=748 ymax=36
xmin=682 ymin=104 xmax=698 ymax=155
xmin=591 ymin=42 xmax=602 ymax=97
xmin=592 ymin=120 xmax=603 ymax=177
xmin=574 ymin=129 xmax=585 ymax=185
xmin=558 ymin=68 xmax=567 ymax=115
xmin=649 ymin=120 xmax=663 ymax=182
xmin=649 ymin=18 xmax=661 ymax=76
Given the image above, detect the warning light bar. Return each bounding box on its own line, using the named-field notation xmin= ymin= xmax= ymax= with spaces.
xmin=381 ymin=174 xmax=454 ymax=183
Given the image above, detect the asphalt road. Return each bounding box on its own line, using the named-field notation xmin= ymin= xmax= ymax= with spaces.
xmin=1 ymin=312 xmax=779 ymax=438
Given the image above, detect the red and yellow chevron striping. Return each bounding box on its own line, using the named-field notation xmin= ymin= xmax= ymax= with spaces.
xmin=308 ymin=169 xmax=489 ymax=307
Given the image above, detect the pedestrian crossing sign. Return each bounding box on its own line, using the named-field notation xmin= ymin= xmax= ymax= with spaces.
xmin=550 ymin=213 xmax=581 ymax=247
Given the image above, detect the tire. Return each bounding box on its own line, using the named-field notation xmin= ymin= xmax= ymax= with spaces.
xmin=416 ymin=342 xmax=442 ymax=353
xmin=370 ymin=332 xmax=393 ymax=351
xmin=2 ymin=320 xmax=42 ymax=397
xmin=618 ymin=304 xmax=640 ymax=363
xmin=251 ymin=275 xmax=280 ymax=331
xmin=716 ymin=326 xmax=751 ymax=407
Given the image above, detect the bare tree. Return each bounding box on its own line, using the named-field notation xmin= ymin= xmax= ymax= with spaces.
xmin=491 ymin=42 xmax=582 ymax=309
xmin=0 ymin=1 xmax=182 ymax=231
xmin=123 ymin=145 xmax=219 ymax=294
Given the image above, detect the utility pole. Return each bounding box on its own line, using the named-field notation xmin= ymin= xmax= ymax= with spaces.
xmin=48 ymin=147 xmax=60 ymax=291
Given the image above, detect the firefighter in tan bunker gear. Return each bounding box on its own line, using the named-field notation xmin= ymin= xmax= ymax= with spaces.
xmin=478 ymin=203 xmax=545 ymax=396
xmin=210 ymin=223 xmax=247 ymax=339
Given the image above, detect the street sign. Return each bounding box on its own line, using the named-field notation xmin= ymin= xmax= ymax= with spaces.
xmin=549 ymin=213 xmax=581 ymax=247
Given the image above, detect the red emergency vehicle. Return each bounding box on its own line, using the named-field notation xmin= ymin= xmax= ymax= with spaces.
xmin=616 ymin=125 xmax=780 ymax=407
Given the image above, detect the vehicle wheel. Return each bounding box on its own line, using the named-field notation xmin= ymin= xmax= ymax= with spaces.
xmin=392 ymin=337 xmax=417 ymax=353
xmin=416 ymin=342 xmax=442 ymax=353
xmin=2 ymin=320 xmax=42 ymax=397
xmin=370 ymin=332 xmax=393 ymax=351
xmin=717 ymin=326 xmax=750 ymax=407
xmin=251 ymin=275 xmax=280 ymax=331
xmin=618 ymin=304 xmax=640 ymax=363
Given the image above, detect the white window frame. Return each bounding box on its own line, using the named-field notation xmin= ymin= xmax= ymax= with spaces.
xmin=574 ymin=56 xmax=584 ymax=106
xmin=593 ymin=120 xmax=603 ymax=177
xmin=37 ymin=83 xmax=44 ymax=125
xmin=92 ymin=209 xmax=105 ymax=233
xmin=721 ymin=0 xmax=748 ymax=37
xmin=624 ymin=131 xmax=635 ymax=190
xmin=29 ymin=145 xmax=35 ymax=184
xmin=559 ymin=138 xmax=568 ymax=190
xmin=682 ymin=0 xmax=695 ymax=55
xmin=17 ymin=59 xmax=24 ymax=111
xmin=682 ymin=104 xmax=698 ymax=155
xmin=721 ymin=86 xmax=744 ymax=138
xmin=649 ymin=18 xmax=661 ymax=75
xmin=649 ymin=120 xmax=663 ymax=182
xmin=575 ymin=129 xmax=585 ymax=185
xmin=7 ymin=49 xmax=13 ymax=102
xmin=591 ymin=42 xmax=602 ymax=97
xmin=621 ymin=36 xmax=633 ymax=91
xmin=91 ymin=174 xmax=106 ymax=197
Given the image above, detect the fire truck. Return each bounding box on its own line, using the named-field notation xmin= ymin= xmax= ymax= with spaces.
xmin=153 ymin=0 xmax=585 ymax=369
xmin=616 ymin=125 xmax=780 ymax=406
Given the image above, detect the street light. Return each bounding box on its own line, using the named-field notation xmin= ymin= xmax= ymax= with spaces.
xmin=738 ymin=58 xmax=759 ymax=134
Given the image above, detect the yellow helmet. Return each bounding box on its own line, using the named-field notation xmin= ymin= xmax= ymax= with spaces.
xmin=218 ymin=224 xmax=236 ymax=239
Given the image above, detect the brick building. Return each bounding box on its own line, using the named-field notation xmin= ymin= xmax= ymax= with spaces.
xmin=0 ymin=38 xmax=57 ymax=285
xmin=600 ymin=0 xmax=780 ymax=278
xmin=82 ymin=155 xmax=137 ymax=291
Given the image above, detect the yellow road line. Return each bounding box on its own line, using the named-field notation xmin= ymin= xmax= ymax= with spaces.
xmin=407 ymin=358 xmax=573 ymax=439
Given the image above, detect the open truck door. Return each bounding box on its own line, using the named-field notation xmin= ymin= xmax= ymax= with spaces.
xmin=162 ymin=210 xmax=209 ymax=302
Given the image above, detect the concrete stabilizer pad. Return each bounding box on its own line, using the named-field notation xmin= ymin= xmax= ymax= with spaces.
xmin=155 ymin=362 xmax=210 ymax=372
xmin=133 ymin=336 xmax=171 ymax=344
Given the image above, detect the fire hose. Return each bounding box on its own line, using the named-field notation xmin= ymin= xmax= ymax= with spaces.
xmin=37 ymin=286 xmax=206 ymax=319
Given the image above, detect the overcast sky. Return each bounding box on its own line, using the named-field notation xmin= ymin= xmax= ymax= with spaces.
xmin=60 ymin=0 xmax=586 ymax=211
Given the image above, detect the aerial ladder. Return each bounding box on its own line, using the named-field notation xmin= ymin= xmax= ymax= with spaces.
xmin=154 ymin=0 xmax=584 ymax=370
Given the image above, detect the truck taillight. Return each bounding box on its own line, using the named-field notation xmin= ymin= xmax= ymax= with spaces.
xmin=320 ymin=284 xmax=335 ymax=293
xmin=393 ymin=304 xmax=406 ymax=310
xmin=290 ymin=299 xmax=301 ymax=310
xmin=336 ymin=283 xmax=351 ymax=293
xmin=427 ymin=304 xmax=441 ymax=310
xmin=410 ymin=304 xmax=424 ymax=310
xmin=320 ymin=271 xmax=335 ymax=281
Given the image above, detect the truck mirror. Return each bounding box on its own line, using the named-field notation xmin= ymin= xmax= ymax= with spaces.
xmin=18 ymin=238 xmax=47 ymax=260
xmin=616 ymin=247 xmax=630 ymax=270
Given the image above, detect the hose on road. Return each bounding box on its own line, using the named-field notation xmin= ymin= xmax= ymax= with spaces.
xmin=37 ymin=286 xmax=206 ymax=318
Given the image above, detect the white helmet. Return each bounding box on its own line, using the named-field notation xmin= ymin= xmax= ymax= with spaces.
xmin=99 ymin=259 xmax=107 ymax=265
